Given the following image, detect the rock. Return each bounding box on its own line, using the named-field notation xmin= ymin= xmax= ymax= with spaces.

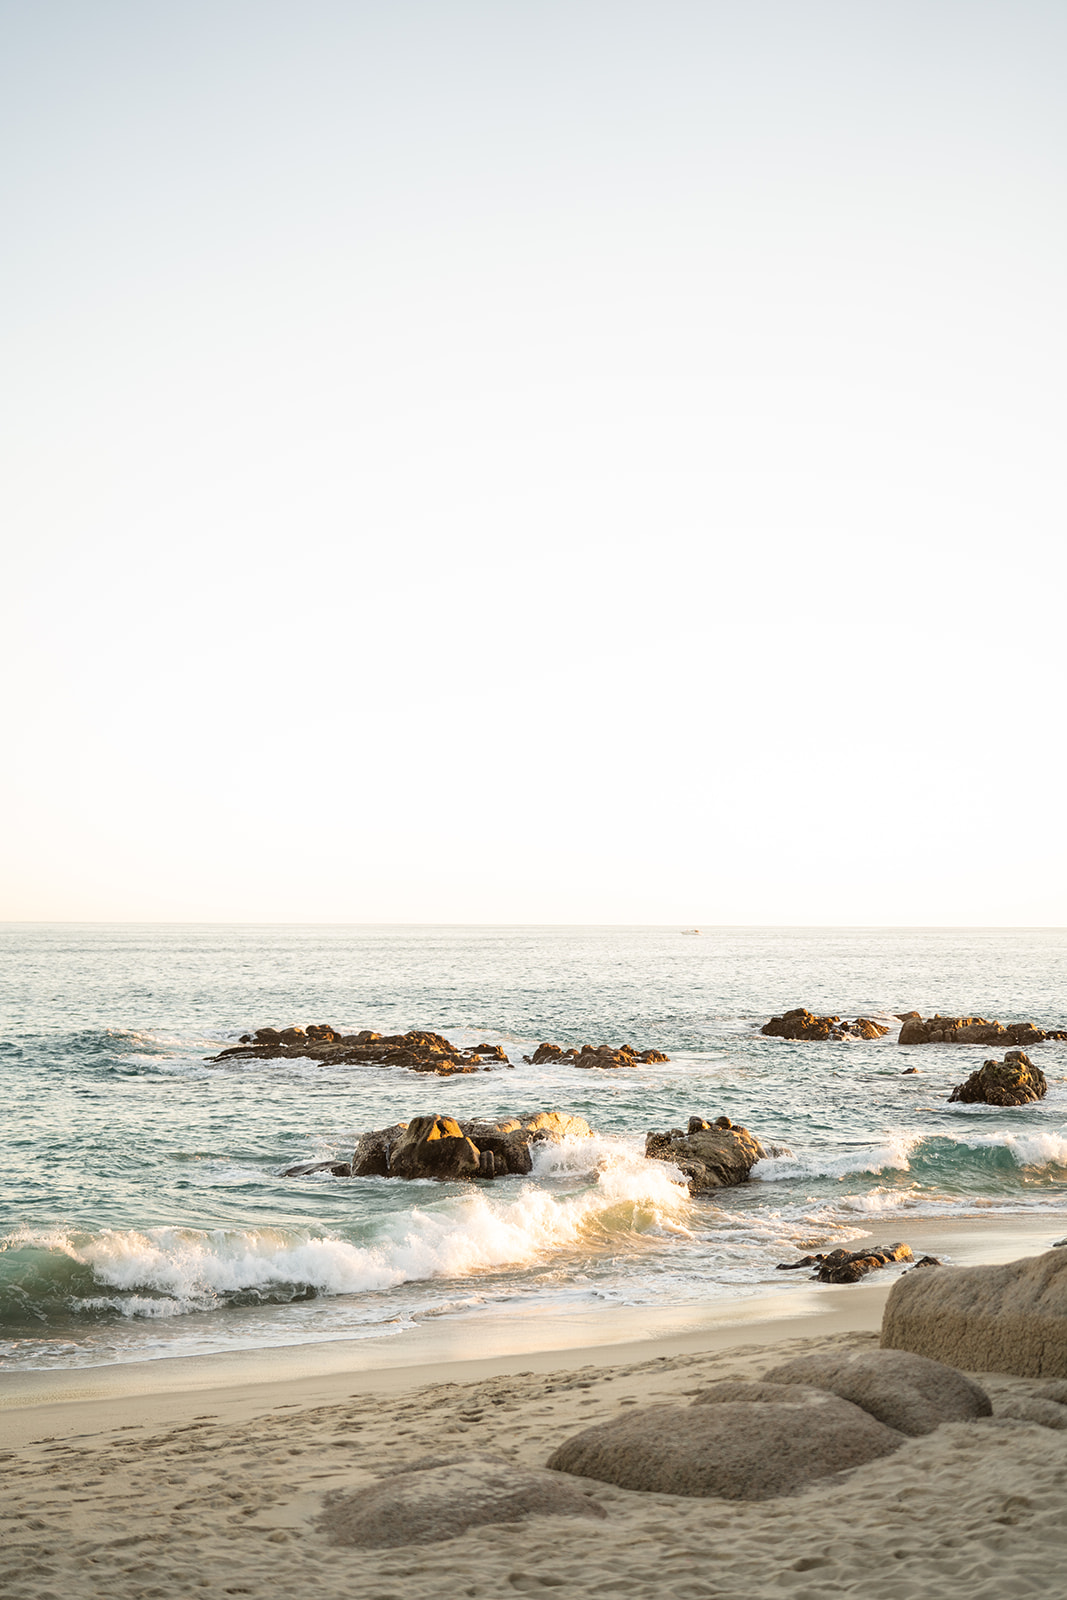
xmin=902 ymin=1067 xmax=920 ymax=1074
xmin=881 ymin=1248 xmax=1067 ymax=1377
xmin=775 ymin=1255 xmax=822 ymax=1270
xmin=761 ymin=1347 xmax=991 ymax=1435
xmin=948 ymin=1050 xmax=1048 ymax=1106
xmin=898 ymin=1014 xmax=1066 ymax=1046
xmin=814 ymin=1243 xmax=913 ymax=1283
xmin=1032 ymin=1381 xmax=1067 ymax=1405
xmin=209 ymin=1027 xmax=496 ymax=1075
xmin=523 ymin=1040 xmax=669 ymax=1067
xmin=387 ymin=1116 xmax=482 ymax=1181
xmin=910 ymin=1255 xmax=943 ymax=1270
xmin=281 ymin=1159 xmax=352 ymax=1178
xmin=317 ymin=1455 xmax=606 ymax=1548
xmin=761 ymin=1008 xmax=889 ymax=1042
xmin=644 ymin=1121 xmax=765 ymax=1193
xmin=993 ymin=1398 xmax=1067 ymax=1429
xmin=350 ymin=1111 xmax=594 ymax=1182
xmin=547 ymin=1382 xmax=903 ymax=1500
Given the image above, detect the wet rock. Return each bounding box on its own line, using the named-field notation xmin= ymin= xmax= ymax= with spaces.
xmin=881 ymin=1248 xmax=1067 ymax=1377
xmin=523 ymin=1041 xmax=669 ymax=1067
xmin=281 ymin=1159 xmax=352 ymax=1178
xmin=644 ymin=1120 xmax=765 ymax=1193
xmin=948 ymin=1050 xmax=1048 ymax=1106
xmin=548 ymin=1383 xmax=903 ymax=1500
xmin=349 ymin=1110 xmax=594 ymax=1182
xmin=209 ymin=1026 xmax=499 ymax=1076
xmin=762 ymin=1347 xmax=991 ymax=1435
xmin=760 ymin=1009 xmax=889 ymax=1042
xmin=317 ymin=1455 xmax=606 ymax=1548
xmin=909 ymin=1255 xmax=943 ymax=1270
xmin=814 ymin=1243 xmax=913 ymax=1283
xmin=898 ymin=1014 xmax=1066 ymax=1046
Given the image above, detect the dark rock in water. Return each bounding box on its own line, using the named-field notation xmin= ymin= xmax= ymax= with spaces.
xmin=814 ymin=1243 xmax=913 ymax=1283
xmin=948 ymin=1050 xmax=1047 ymax=1106
xmin=645 ymin=1120 xmax=765 ymax=1194
xmin=350 ymin=1110 xmax=594 ymax=1182
xmin=901 ymin=1066 xmax=920 ymax=1074
xmin=523 ymin=1040 xmax=669 ymax=1067
xmin=282 ymin=1159 xmax=352 ymax=1178
xmin=882 ymin=1249 xmax=1067 ymax=1377
xmin=388 ymin=1116 xmax=482 ymax=1181
xmin=898 ymin=1013 xmax=1066 ymax=1046
xmin=208 ymin=1026 xmax=503 ymax=1076
xmin=909 ymin=1255 xmax=943 ymax=1270
xmin=761 ymin=1008 xmax=888 ymax=1042
xmin=761 ymin=1348 xmax=991 ymax=1436
xmin=775 ymin=1255 xmax=823 ymax=1271
xmin=548 ymin=1383 xmax=904 ymax=1500
xmin=317 ymin=1455 xmax=606 ymax=1548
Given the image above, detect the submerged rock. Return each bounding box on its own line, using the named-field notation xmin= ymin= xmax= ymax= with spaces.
xmin=898 ymin=1014 xmax=1065 ymax=1046
xmin=281 ymin=1159 xmax=353 ymax=1178
xmin=349 ymin=1110 xmax=594 ymax=1182
xmin=644 ymin=1118 xmax=765 ymax=1193
xmin=524 ymin=1041 xmax=669 ymax=1067
xmin=761 ymin=1008 xmax=888 ymax=1042
xmin=948 ymin=1050 xmax=1048 ymax=1106
xmin=212 ymin=1026 xmax=509 ymax=1076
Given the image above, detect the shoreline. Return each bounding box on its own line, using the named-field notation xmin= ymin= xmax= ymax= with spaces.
xmin=3 ymin=1211 xmax=1062 ymax=1446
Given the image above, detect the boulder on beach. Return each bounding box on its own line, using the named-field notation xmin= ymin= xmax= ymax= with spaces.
xmin=948 ymin=1049 xmax=1047 ymax=1106
xmin=760 ymin=1009 xmax=888 ymax=1042
xmin=524 ymin=1041 xmax=669 ymax=1067
xmin=350 ymin=1110 xmax=594 ymax=1181
xmin=644 ymin=1118 xmax=765 ymax=1193
xmin=317 ymin=1455 xmax=606 ymax=1548
xmin=881 ymin=1248 xmax=1067 ymax=1377
xmin=762 ymin=1347 xmax=991 ymax=1435
xmin=897 ymin=1014 xmax=1064 ymax=1046
xmin=547 ymin=1382 xmax=904 ymax=1500
xmin=212 ymin=1026 xmax=508 ymax=1075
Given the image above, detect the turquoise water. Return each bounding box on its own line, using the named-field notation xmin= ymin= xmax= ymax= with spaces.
xmin=2 ymin=924 xmax=1066 ymax=1370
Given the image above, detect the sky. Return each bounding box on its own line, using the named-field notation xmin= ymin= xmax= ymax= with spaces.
xmin=2 ymin=0 xmax=1065 ymax=925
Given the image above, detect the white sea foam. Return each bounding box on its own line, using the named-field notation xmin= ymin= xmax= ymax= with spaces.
xmin=6 ymin=1146 xmax=692 ymax=1318
xmin=751 ymin=1135 xmax=918 ymax=1183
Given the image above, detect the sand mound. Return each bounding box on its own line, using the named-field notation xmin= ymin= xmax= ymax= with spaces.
xmin=548 ymin=1382 xmax=903 ymax=1500
xmin=316 ymin=1454 xmax=606 ymax=1547
xmin=763 ymin=1347 xmax=991 ymax=1435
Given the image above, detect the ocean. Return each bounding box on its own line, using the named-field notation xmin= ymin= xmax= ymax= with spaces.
xmin=2 ymin=924 xmax=1065 ymax=1373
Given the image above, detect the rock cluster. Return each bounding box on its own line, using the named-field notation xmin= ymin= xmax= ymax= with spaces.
xmin=211 ymin=1027 xmax=509 ymax=1075
xmin=523 ymin=1042 xmax=669 ymax=1067
xmin=760 ymin=1009 xmax=888 ymax=1041
xmin=948 ymin=1049 xmax=1048 ymax=1106
xmin=348 ymin=1110 xmax=594 ymax=1182
xmin=644 ymin=1116 xmax=765 ymax=1193
xmin=898 ymin=1014 xmax=1065 ymax=1046
xmin=776 ymin=1243 xmax=915 ymax=1283
xmin=882 ymin=1248 xmax=1067 ymax=1378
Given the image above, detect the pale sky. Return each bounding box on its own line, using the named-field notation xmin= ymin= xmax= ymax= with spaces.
xmin=2 ymin=0 xmax=1065 ymax=924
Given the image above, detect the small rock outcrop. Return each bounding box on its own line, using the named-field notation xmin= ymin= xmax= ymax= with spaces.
xmin=761 ymin=1348 xmax=991 ymax=1436
xmin=812 ymin=1243 xmax=914 ymax=1283
xmin=317 ymin=1455 xmax=606 ymax=1547
xmin=644 ymin=1117 xmax=765 ymax=1193
xmin=881 ymin=1248 xmax=1067 ymax=1377
xmin=211 ymin=1027 xmax=510 ymax=1076
xmin=524 ymin=1041 xmax=669 ymax=1067
xmin=350 ymin=1110 xmax=594 ymax=1181
xmin=547 ymin=1383 xmax=903 ymax=1500
xmin=948 ymin=1050 xmax=1048 ymax=1106
xmin=898 ymin=1014 xmax=1065 ymax=1046
xmin=761 ymin=1009 xmax=888 ymax=1042
xmin=282 ymin=1158 xmax=353 ymax=1178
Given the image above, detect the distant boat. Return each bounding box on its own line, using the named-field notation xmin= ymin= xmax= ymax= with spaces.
xmin=680 ymin=928 xmax=700 ymax=935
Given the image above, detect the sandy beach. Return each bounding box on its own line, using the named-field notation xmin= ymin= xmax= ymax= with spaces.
xmin=4 ymin=1219 xmax=1066 ymax=1600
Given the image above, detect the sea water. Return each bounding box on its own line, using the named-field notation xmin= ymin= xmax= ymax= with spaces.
xmin=1 ymin=924 xmax=1065 ymax=1371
